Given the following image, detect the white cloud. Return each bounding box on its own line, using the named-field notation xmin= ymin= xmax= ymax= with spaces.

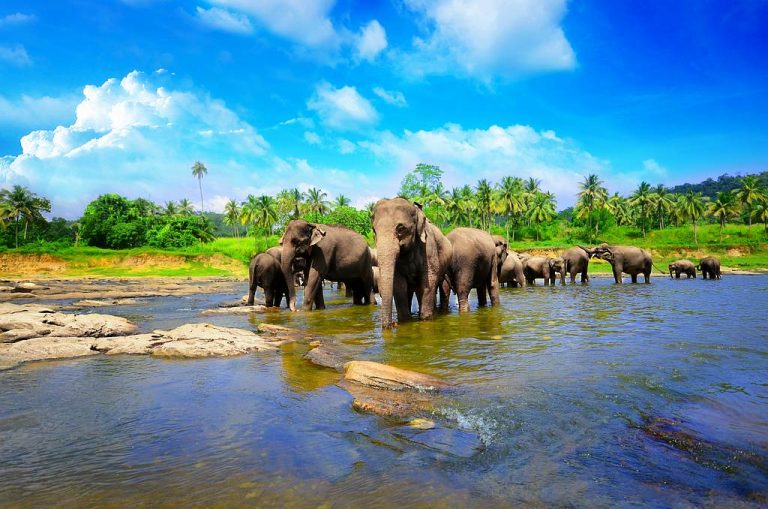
xmin=1 ymin=71 xmax=270 ymax=217
xmin=304 ymin=131 xmax=321 ymax=145
xmin=358 ymin=123 xmax=608 ymax=207
xmin=205 ymin=0 xmax=340 ymax=49
xmin=400 ymin=0 xmax=576 ymax=81
xmin=338 ymin=139 xmax=356 ymax=154
xmin=0 ymin=45 xmax=31 ymax=66
xmin=354 ymin=20 xmax=387 ymax=62
xmin=195 ymin=6 xmax=253 ymax=34
xmin=642 ymin=158 xmax=668 ymax=178
xmin=0 ymin=12 xmax=36 ymax=28
xmin=372 ymin=87 xmax=407 ymax=107
xmin=0 ymin=94 xmax=79 ymax=129
xmin=307 ymin=82 xmax=378 ymax=130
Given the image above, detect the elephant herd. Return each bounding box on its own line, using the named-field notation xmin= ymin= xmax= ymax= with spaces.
xmin=248 ymin=198 xmax=723 ymax=328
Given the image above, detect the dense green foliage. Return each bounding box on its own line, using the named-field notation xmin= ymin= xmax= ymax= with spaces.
xmin=669 ymin=171 xmax=768 ymax=199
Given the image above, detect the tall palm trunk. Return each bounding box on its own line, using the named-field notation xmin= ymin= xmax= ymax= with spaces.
xmin=198 ymin=178 xmax=204 ymax=213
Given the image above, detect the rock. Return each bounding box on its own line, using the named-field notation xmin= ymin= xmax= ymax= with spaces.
xmin=0 ymin=304 xmax=136 ymax=342
xmin=0 ymin=303 xmax=56 ymax=314
xmin=257 ymin=323 xmax=308 ymax=342
xmin=308 ymin=340 xmax=322 ymax=347
xmin=149 ymin=323 xmax=279 ymax=358
xmin=304 ymin=345 xmax=346 ymax=370
xmin=391 ymin=426 xmax=484 ymax=458
xmin=200 ymin=305 xmax=266 ymax=316
xmin=343 ymin=361 xmax=449 ymax=392
xmin=343 ymin=381 xmax=436 ymax=418
xmin=407 ymin=418 xmax=436 ymax=430
xmin=12 ymin=282 xmax=49 ymax=293
xmin=0 ymin=286 xmax=14 ymax=293
xmin=0 ymin=336 xmax=100 ymax=371
xmin=71 ymin=298 xmax=139 ymax=308
xmin=92 ymin=334 xmax=165 ymax=355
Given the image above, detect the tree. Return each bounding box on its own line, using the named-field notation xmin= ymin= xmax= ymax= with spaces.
xmin=223 ymin=199 xmax=241 ymax=238
xmin=253 ymin=195 xmax=278 ymax=237
xmin=0 ymin=185 xmax=51 ymax=248
xmin=652 ymin=185 xmax=673 ymax=230
xmin=606 ymin=193 xmax=631 ymax=226
xmin=734 ymin=175 xmax=764 ymax=231
xmin=680 ymin=190 xmax=706 ymax=244
xmin=707 ymin=191 xmax=738 ymax=241
xmin=751 ymin=199 xmax=768 ymax=233
xmin=333 ymin=194 xmax=351 ymax=209
xmin=576 ymin=174 xmax=608 ymax=241
xmin=277 ymin=188 xmax=303 ymax=220
xmin=527 ymin=192 xmax=556 ymax=241
xmin=178 ymin=198 xmax=195 ymax=216
xmin=629 ymin=181 xmax=654 ymax=237
xmin=398 ymin=163 xmax=444 ymax=200
xmin=475 ymin=179 xmax=493 ymax=231
xmin=305 ymin=187 xmax=330 ymax=221
xmin=191 ymin=161 xmax=208 ymax=213
xmin=163 ymin=201 xmax=178 ymax=216
xmin=495 ymin=176 xmax=526 ymax=240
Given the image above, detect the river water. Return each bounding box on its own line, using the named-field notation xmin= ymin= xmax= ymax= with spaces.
xmin=1 ymin=276 xmax=767 ymax=507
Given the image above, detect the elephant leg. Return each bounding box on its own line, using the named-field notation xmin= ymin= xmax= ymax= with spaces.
xmin=303 ymin=267 xmax=323 ymax=311
xmin=313 ymin=285 xmax=326 ymax=310
xmin=264 ymin=288 xmax=275 ymax=307
xmin=644 ymin=269 xmax=651 ymax=284
xmin=393 ymin=274 xmax=411 ymax=322
xmin=477 ymin=284 xmax=488 ymax=307
xmin=247 ymin=283 xmax=257 ymax=306
xmin=489 ymin=274 xmax=500 ymax=306
xmin=438 ymin=279 xmax=451 ymax=310
xmin=631 ymin=273 xmax=638 ymax=283
xmin=613 ymin=265 xmax=623 ymax=284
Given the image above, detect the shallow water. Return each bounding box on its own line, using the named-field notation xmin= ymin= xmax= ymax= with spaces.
xmin=1 ymin=276 xmax=767 ymax=507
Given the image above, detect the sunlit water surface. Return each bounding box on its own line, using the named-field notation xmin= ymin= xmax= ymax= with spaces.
xmin=1 ymin=276 xmax=767 ymax=507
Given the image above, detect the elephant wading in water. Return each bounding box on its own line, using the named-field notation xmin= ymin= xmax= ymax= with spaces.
xmin=697 ymin=256 xmax=722 ymax=280
xmin=280 ymin=220 xmax=374 ymax=311
xmin=591 ymin=244 xmax=653 ymax=283
xmin=247 ymin=253 xmax=288 ymax=307
xmin=561 ymin=246 xmax=595 ymax=283
xmin=372 ymin=198 xmax=453 ymax=328
xmin=446 ymin=228 xmax=500 ymax=312
xmin=521 ymin=255 xmax=556 ymax=285
xmin=499 ymin=251 xmax=526 ymax=287
xmin=669 ymin=259 xmax=696 ymax=279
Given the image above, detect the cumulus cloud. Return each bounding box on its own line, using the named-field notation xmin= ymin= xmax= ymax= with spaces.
xmin=304 ymin=131 xmax=322 ymax=145
xmin=0 ymin=12 xmax=36 ymax=28
xmin=307 ymin=82 xmax=378 ymax=130
xmin=372 ymin=87 xmax=407 ymax=107
xmin=0 ymin=70 xmax=271 ymax=217
xmin=0 ymin=45 xmax=31 ymax=66
xmin=400 ymin=0 xmax=576 ymax=81
xmin=642 ymin=158 xmax=668 ymax=178
xmin=338 ymin=139 xmax=357 ymax=154
xmin=204 ymin=0 xmax=340 ymax=49
xmin=358 ymin=123 xmax=608 ymax=207
xmin=195 ymin=6 xmax=253 ymax=34
xmin=0 ymin=94 xmax=79 ymax=129
xmin=354 ymin=20 xmax=387 ymax=62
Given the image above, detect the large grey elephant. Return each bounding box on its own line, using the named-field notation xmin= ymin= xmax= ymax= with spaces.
xmin=522 ymin=255 xmax=555 ymax=285
xmin=280 ymin=220 xmax=374 ymax=311
xmin=446 ymin=228 xmax=500 ymax=311
xmin=372 ymin=198 xmax=453 ymax=328
xmin=499 ymin=251 xmax=526 ymax=287
xmin=669 ymin=259 xmax=696 ymax=278
xmin=562 ymin=246 xmax=595 ymax=283
xmin=697 ymin=256 xmax=721 ymax=279
xmin=591 ymin=243 xmax=652 ymax=283
xmin=247 ymin=253 xmax=288 ymax=307
xmin=548 ymin=256 xmax=566 ymax=285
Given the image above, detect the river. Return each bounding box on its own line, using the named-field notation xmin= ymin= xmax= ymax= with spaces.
xmin=1 ymin=276 xmax=767 ymax=507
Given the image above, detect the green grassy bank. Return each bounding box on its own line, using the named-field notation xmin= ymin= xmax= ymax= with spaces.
xmin=1 ymin=224 xmax=766 ymax=278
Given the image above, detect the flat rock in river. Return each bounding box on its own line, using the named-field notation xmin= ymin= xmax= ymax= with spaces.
xmin=0 ymin=336 xmax=99 ymax=370
xmin=343 ymin=361 xmax=449 ymax=392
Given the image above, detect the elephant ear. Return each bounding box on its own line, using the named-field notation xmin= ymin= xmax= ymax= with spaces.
xmin=414 ymin=204 xmax=428 ymax=243
xmin=279 ymin=231 xmax=286 ymax=246
xmin=309 ymin=225 xmax=326 ymax=246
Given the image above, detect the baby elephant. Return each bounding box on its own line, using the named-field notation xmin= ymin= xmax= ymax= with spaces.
xmin=697 ymin=256 xmax=721 ymax=280
xmin=669 ymin=259 xmax=696 ymax=279
xmin=248 ymin=253 xmax=289 ymax=307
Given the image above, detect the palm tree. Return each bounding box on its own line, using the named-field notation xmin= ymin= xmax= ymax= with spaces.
xmin=240 ymin=195 xmax=260 ymax=245
xmin=527 ymin=192 xmax=556 ymax=241
xmin=707 ymin=191 xmax=738 ymax=241
xmin=459 ymin=185 xmax=475 ymax=227
xmin=606 ymin=193 xmax=631 ymax=226
xmin=652 ymin=185 xmax=673 ymax=230
xmin=496 ymin=176 xmax=526 ymax=240
xmin=163 ymin=201 xmax=178 ymax=216
xmin=669 ymin=194 xmax=687 ymax=227
xmin=0 ymin=185 xmax=51 ymax=248
xmin=576 ymin=174 xmax=608 ymax=240
xmin=751 ymin=199 xmax=768 ymax=233
xmin=191 ymin=161 xmax=208 ymax=213
xmin=628 ymin=181 xmax=654 ymax=237
xmin=475 ymin=179 xmax=493 ymax=231
xmin=253 ymin=195 xmax=278 ymax=237
xmin=305 ymin=187 xmax=330 ymax=221
xmin=223 ymin=199 xmax=241 ymax=238
xmin=276 ymin=188 xmax=304 ymax=220
xmin=178 ymin=198 xmax=195 ymax=216
xmin=734 ymin=176 xmax=764 ymax=231
xmin=680 ymin=190 xmax=706 ymax=244
xmin=446 ymin=187 xmax=467 ymax=226
xmin=333 ymin=194 xmax=351 ymax=209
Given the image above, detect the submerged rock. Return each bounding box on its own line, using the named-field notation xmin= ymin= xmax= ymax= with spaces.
xmin=200 ymin=305 xmax=266 ymax=316
xmin=257 ymin=323 xmax=309 ymax=342
xmin=304 ymin=344 xmax=346 ymax=370
xmin=343 ymin=361 xmax=449 ymax=392
xmin=70 ymin=298 xmax=139 ymax=308
xmin=342 ymin=381 xmax=436 ymax=418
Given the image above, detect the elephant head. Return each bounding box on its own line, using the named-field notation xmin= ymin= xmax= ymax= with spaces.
xmin=279 ymin=219 xmax=326 ymax=311
xmin=492 ymin=235 xmax=509 ymax=269
xmin=371 ymin=198 xmax=428 ymax=328
xmin=577 ymin=245 xmax=598 ymax=258
xmin=549 ymin=256 xmax=565 ymax=273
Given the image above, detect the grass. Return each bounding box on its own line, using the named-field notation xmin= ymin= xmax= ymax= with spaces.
xmin=1 ymin=224 xmax=766 ymax=278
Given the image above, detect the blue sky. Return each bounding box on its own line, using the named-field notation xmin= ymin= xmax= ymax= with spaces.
xmin=1 ymin=0 xmax=767 ymax=217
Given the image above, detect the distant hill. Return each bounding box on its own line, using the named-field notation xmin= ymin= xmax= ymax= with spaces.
xmin=668 ymin=171 xmax=768 ymax=199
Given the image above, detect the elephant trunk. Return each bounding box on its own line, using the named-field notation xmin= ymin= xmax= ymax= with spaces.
xmin=281 ymin=252 xmax=298 ymax=311
xmin=377 ymin=240 xmax=398 ymax=328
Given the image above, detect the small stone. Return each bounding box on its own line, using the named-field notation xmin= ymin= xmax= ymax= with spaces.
xmin=407 ymin=418 xmax=436 ymax=430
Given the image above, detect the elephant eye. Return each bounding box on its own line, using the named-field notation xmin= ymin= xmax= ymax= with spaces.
xmin=396 ymin=224 xmax=407 ymax=235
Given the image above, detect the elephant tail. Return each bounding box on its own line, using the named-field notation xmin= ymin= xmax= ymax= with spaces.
xmin=651 ymin=262 xmax=667 ymax=275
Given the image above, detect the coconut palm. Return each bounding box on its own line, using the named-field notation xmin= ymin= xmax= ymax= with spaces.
xmin=333 ymin=194 xmax=351 ymax=209
xmin=276 ymin=188 xmax=304 ymax=220
xmin=707 ymin=191 xmax=739 ymax=241
xmin=628 ymin=181 xmax=654 ymax=237
xmin=459 ymin=185 xmax=475 ymax=227
xmin=223 ymin=199 xmax=241 ymax=238
xmin=576 ymin=174 xmax=608 ymax=240
xmin=680 ymin=190 xmax=706 ymax=244
xmin=253 ymin=195 xmax=278 ymax=237
xmin=734 ymin=175 xmax=764 ymax=231
xmin=495 ymin=177 xmax=526 ymax=240
xmin=305 ymin=187 xmax=330 ymax=221
xmin=178 ymin=198 xmax=195 ymax=216
xmin=652 ymin=185 xmax=673 ymax=230
xmin=751 ymin=199 xmax=768 ymax=233
xmin=0 ymin=185 xmax=51 ymax=248
xmin=606 ymin=193 xmax=631 ymax=226
xmin=191 ymin=161 xmax=208 ymax=213
xmin=163 ymin=201 xmax=178 ymax=216
xmin=475 ymin=179 xmax=493 ymax=231
xmin=527 ymin=192 xmax=556 ymax=241
xmin=446 ymin=187 xmax=467 ymax=226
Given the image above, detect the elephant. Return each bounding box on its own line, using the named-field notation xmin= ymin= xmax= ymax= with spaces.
xmin=279 ymin=220 xmax=374 ymax=311
xmin=369 ymin=247 xmax=378 ymax=267
xmin=522 ymin=255 xmax=555 ymax=285
xmin=492 ymin=235 xmax=509 ymax=268
xmin=697 ymin=256 xmax=722 ymax=280
xmin=591 ymin=243 xmax=652 ymax=283
xmin=372 ymin=266 xmax=380 ymax=294
xmin=499 ymin=251 xmax=527 ymax=287
xmin=669 ymin=259 xmax=696 ymax=279
xmin=265 ymin=246 xmax=282 ymax=263
xmin=561 ymin=246 xmax=595 ymax=283
xmin=247 ymin=253 xmax=288 ymax=307
xmin=265 ymin=246 xmax=305 ymax=286
xmin=445 ymin=227 xmax=500 ymax=312
xmin=548 ymin=256 xmax=566 ymax=285
xmin=372 ymin=198 xmax=453 ymax=328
